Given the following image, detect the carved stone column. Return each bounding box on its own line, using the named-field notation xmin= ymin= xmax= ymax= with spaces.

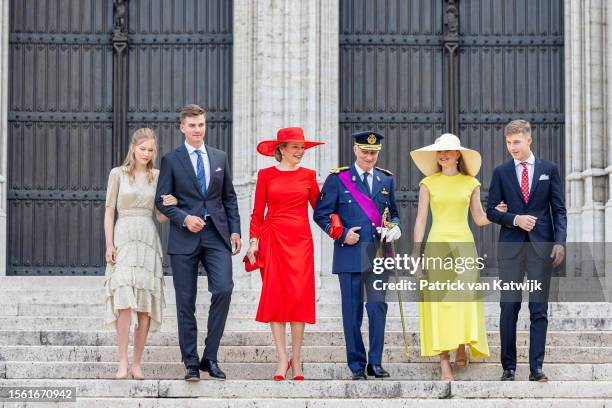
xmin=565 ymin=0 xmax=584 ymax=246
xmin=443 ymin=0 xmax=460 ymax=134
xmin=112 ymin=0 xmax=128 ymax=166
xmin=565 ymin=0 xmax=610 ymax=294
xmin=0 ymin=0 xmax=8 ymax=275
xmin=233 ymin=0 xmax=339 ymax=289
xmin=565 ymin=0 xmax=607 ymax=245
xmin=604 ymin=0 xmax=612 ymax=298
xmin=606 ymin=1 xmax=612 ymax=244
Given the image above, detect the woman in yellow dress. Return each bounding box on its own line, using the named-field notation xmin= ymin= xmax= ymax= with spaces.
xmin=410 ymin=133 xmax=506 ymax=381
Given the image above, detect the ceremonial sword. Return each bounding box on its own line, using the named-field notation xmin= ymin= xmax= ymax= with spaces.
xmin=379 ymin=207 xmax=410 ymax=360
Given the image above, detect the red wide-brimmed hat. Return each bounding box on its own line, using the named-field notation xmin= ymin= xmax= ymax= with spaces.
xmin=256 ymin=127 xmax=324 ymax=157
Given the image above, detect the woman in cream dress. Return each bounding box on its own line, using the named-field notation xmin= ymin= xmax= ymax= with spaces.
xmin=104 ymin=128 xmax=176 ymax=379
xmin=410 ymin=133 xmax=506 ymax=381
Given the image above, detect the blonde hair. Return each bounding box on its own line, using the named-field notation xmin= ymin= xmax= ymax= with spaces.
xmin=122 ymin=128 xmax=157 ymax=183
xmin=274 ymin=142 xmax=288 ymax=162
xmin=504 ymin=119 xmax=531 ymax=137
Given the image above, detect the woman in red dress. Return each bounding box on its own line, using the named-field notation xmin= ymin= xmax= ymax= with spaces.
xmin=246 ymin=127 xmax=324 ymax=381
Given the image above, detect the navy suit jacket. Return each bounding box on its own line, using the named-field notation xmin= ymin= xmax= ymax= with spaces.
xmin=486 ymin=158 xmax=567 ymax=259
xmin=155 ymin=143 xmax=240 ymax=254
xmin=313 ymin=164 xmax=400 ymax=273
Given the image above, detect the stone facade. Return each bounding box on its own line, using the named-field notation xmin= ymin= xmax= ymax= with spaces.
xmin=1 ymin=1 xmax=611 ymax=282
xmin=232 ymin=0 xmax=339 ymax=287
xmin=564 ymin=0 xmax=612 ymax=295
xmin=564 ymin=0 xmax=610 ymax=244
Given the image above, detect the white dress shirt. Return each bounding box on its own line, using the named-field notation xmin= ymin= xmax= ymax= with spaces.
xmin=514 ymin=152 xmax=535 ymax=193
xmin=354 ymin=162 xmax=374 ymax=192
xmin=185 ymin=141 xmax=210 ymax=190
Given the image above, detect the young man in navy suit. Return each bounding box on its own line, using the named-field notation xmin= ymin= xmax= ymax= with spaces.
xmin=155 ymin=104 xmax=242 ymax=381
xmin=486 ymin=120 xmax=567 ymax=382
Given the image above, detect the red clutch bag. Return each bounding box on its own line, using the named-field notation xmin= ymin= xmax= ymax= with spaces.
xmin=329 ymin=213 xmax=343 ymax=240
xmin=242 ymin=253 xmax=263 ymax=272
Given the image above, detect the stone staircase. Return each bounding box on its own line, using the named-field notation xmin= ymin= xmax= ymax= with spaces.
xmin=0 ymin=276 xmax=610 ymax=407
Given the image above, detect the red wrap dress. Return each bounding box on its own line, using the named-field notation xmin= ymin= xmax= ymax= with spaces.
xmin=249 ymin=166 xmax=320 ymax=323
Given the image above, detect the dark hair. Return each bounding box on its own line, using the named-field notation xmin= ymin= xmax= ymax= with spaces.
xmin=274 ymin=143 xmax=288 ymax=162
xmin=436 ymin=151 xmax=469 ymax=175
xmin=180 ymin=104 xmax=206 ymax=122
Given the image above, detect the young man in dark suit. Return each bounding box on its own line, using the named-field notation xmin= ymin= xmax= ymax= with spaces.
xmin=486 ymin=120 xmax=567 ymax=382
xmin=155 ymin=104 xmax=241 ymax=381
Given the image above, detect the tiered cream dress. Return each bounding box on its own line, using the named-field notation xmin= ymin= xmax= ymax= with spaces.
xmin=104 ymin=167 xmax=165 ymax=331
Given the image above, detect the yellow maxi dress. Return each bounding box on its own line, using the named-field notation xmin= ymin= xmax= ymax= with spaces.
xmin=418 ymin=172 xmax=490 ymax=358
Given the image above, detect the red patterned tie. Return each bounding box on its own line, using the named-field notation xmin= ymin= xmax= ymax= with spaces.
xmin=520 ymin=162 xmax=529 ymax=203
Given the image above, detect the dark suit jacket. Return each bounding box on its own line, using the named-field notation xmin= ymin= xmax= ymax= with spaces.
xmin=486 ymin=158 xmax=567 ymax=259
xmin=155 ymin=143 xmax=240 ymax=254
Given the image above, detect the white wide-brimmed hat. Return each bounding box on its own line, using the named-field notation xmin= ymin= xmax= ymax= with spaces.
xmin=410 ymin=133 xmax=482 ymax=176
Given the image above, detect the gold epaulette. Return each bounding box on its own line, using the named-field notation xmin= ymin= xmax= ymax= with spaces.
xmin=376 ymin=166 xmax=393 ymax=175
xmin=330 ymin=166 xmax=349 ymax=174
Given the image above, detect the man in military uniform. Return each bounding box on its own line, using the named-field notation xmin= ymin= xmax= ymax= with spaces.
xmin=314 ymin=131 xmax=401 ymax=380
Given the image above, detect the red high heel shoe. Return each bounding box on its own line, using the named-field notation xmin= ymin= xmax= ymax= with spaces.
xmin=273 ymin=360 xmax=291 ymax=381
xmin=291 ymin=359 xmax=304 ymax=381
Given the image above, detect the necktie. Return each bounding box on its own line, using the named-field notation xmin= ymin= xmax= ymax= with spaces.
xmin=362 ymin=172 xmax=371 ymax=197
xmin=195 ymin=150 xmax=208 ymax=196
xmin=520 ymin=162 xmax=529 ymax=204
xmin=195 ymin=150 xmax=208 ymax=216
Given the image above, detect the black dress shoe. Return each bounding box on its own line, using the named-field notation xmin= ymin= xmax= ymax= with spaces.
xmin=529 ymin=369 xmax=549 ymax=382
xmin=184 ymin=367 xmax=200 ymax=381
xmin=351 ymin=370 xmax=367 ymax=380
xmin=366 ymin=364 xmax=390 ymax=378
xmin=200 ymin=358 xmax=227 ymax=379
xmin=500 ymin=369 xmax=515 ymax=381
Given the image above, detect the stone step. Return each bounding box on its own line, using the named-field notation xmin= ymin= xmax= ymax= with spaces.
xmin=2 ymin=362 xmax=610 ymax=381
xmin=4 ymin=330 xmax=610 ymax=348
xmin=0 ymin=290 xmax=266 ymax=305
xmin=0 ymin=379 xmax=610 ymax=400
xmin=3 ymin=398 xmax=608 ymax=408
xmin=0 ymin=276 xmax=337 ymax=291
xmin=0 ymin=289 xmax=369 ymax=305
xmin=1 ymin=316 xmax=611 ymax=331
xmin=1 ymin=275 xmax=605 ymax=292
xmin=3 ymin=302 xmax=610 ymax=318
xmin=1 ymin=281 xmax=608 ymax=302
xmin=1 ymin=345 xmax=610 ymax=364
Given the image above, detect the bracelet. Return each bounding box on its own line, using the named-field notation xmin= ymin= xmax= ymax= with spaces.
xmin=249 ymin=238 xmax=258 ymax=243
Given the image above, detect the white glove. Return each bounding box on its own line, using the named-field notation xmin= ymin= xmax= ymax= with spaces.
xmin=376 ymin=227 xmax=388 ymax=242
xmin=385 ymin=225 xmax=402 ymax=242
xmin=376 ymin=225 xmax=401 ymax=242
